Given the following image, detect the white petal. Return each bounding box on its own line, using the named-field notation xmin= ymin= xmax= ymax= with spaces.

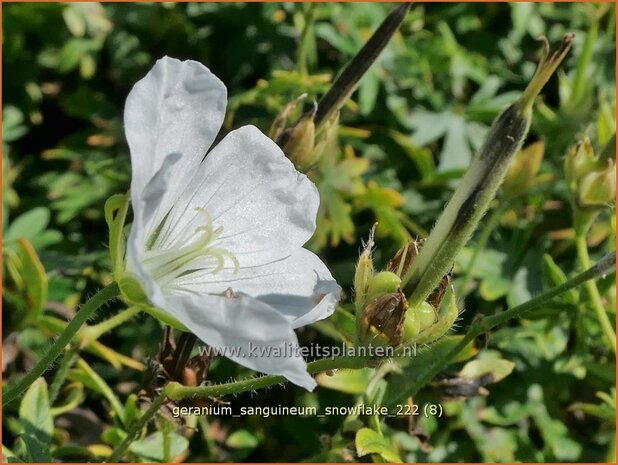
xmin=164 ymin=293 xmax=317 ymax=390
xmin=171 ymin=248 xmax=341 ymax=329
xmin=125 ymin=56 xmax=227 ymax=236
xmin=126 ymin=154 xmax=183 ymax=308
xmin=153 ymin=125 xmax=320 ymax=267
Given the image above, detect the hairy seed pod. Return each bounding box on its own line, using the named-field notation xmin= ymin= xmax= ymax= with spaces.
xmin=366 ymin=271 xmax=402 ymax=303
xmin=387 ymin=240 xmax=422 ymax=278
xmin=414 ymin=286 xmax=459 ymax=345
xmin=403 ymin=301 xmax=436 ymax=342
xmin=361 ymin=288 xmax=408 ymax=347
xmin=403 ymin=34 xmax=574 ymax=308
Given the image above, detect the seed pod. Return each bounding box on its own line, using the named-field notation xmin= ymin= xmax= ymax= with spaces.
xmin=426 ymin=267 xmax=452 ymax=311
xmin=366 ymin=271 xmax=402 ymax=303
xmin=387 ymin=240 xmax=422 ymax=278
xmin=403 ymin=301 xmax=436 ymax=341
xmin=361 ymin=288 xmax=408 ymax=347
xmin=414 ymin=285 xmax=459 ymax=345
xmin=402 ymin=34 xmax=574 ymax=308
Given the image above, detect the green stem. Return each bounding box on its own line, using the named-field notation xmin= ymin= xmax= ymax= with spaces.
xmin=76 ymin=358 xmax=126 ymax=423
xmin=570 ymin=18 xmax=598 ymax=106
xmin=82 ymin=306 xmax=140 ymax=342
xmin=165 ymin=355 xmax=367 ymax=401
xmin=387 ymin=251 xmax=616 ymax=407
xmin=458 ymin=204 xmax=504 ymax=295
xmin=3 ymin=282 xmax=120 ymax=407
xmin=48 ymin=347 xmax=79 ymax=404
xmin=107 ymin=356 xmax=369 ymax=462
xmin=575 ymin=236 xmax=616 ymax=352
xmin=296 ymin=3 xmax=316 ymax=76
xmin=106 ymin=391 xmax=167 ymax=463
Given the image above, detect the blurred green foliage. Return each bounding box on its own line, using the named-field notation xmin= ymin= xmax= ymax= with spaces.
xmin=2 ymin=2 xmax=616 ymax=463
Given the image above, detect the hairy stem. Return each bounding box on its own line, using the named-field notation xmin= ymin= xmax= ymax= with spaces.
xmin=297 ymin=3 xmax=317 ymax=76
xmin=165 ymin=355 xmax=368 ymax=401
xmin=108 ymin=251 xmax=614 ymax=448
xmin=575 ymin=236 xmax=616 ymax=352
xmin=48 ymin=347 xmax=79 ymax=404
xmin=76 ymin=358 xmax=125 ymax=422
xmin=388 ymin=251 xmax=616 ymax=407
xmin=82 ymin=306 xmax=141 ymax=343
xmin=3 ymin=282 xmax=120 ymax=407
xmin=106 ymin=391 xmax=167 ymax=463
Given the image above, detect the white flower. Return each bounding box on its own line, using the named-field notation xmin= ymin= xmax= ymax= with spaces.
xmin=123 ymin=57 xmax=341 ymax=390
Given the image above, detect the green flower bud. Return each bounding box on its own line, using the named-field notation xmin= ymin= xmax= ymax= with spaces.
xmin=564 ymin=133 xmax=616 ymax=215
xmin=354 ymin=225 xmax=376 ymax=311
xmin=564 ymin=135 xmax=598 ymax=190
xmin=312 ymin=109 xmax=339 ymax=162
xmin=577 ymin=159 xmax=616 ymax=210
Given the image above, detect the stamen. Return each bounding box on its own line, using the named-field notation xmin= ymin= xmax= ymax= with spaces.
xmin=142 ymin=206 xmax=239 ymax=290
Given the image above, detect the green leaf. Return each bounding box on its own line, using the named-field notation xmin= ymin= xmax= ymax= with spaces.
xmin=5 ymin=207 xmax=50 ymax=242
xmin=19 ymin=378 xmax=53 ymax=446
xmin=49 ymin=382 xmax=85 ymax=416
xmin=542 ymin=254 xmax=579 ymax=305
xmin=17 ymin=435 xmax=53 ymax=462
xmin=123 ymin=394 xmax=140 ymax=429
xmin=355 ymin=427 xmax=402 ymax=462
xmin=459 ymin=358 xmax=515 ymax=383
xmin=359 ymin=67 xmax=379 ymax=115
xmin=17 ymin=238 xmax=48 ymax=321
xmin=101 ymin=427 xmax=128 ymax=447
xmin=440 ymin=114 xmax=470 ymax=172
xmin=129 ymin=432 xmax=189 ymax=462
xmin=479 ymin=277 xmax=510 ymax=301
xmin=527 ymin=384 xmax=582 ymax=460
xmin=313 ymin=306 xmax=356 ymax=343
xmin=62 ymin=5 xmax=86 ymax=37
xmin=316 ymin=368 xmax=374 ymax=394
xmin=226 ymin=429 xmax=259 ymax=449
xmin=2 ymin=106 xmax=28 ymax=142
xmin=383 ymin=336 xmax=477 ymax=407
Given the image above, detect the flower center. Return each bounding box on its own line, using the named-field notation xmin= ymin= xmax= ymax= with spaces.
xmin=142 ymin=208 xmax=239 ymax=289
